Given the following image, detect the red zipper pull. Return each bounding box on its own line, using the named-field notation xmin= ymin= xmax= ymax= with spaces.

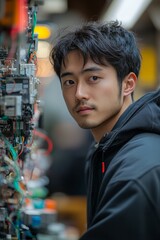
xmin=101 ymin=161 xmax=105 ymax=173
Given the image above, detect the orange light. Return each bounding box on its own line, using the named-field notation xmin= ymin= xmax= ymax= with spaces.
xmin=139 ymin=46 xmax=157 ymax=89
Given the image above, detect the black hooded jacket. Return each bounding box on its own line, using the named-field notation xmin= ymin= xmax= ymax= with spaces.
xmin=80 ymin=89 xmax=160 ymax=240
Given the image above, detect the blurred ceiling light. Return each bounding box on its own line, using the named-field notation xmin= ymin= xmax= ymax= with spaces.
xmin=35 ymin=25 xmax=52 ymax=40
xmin=42 ymin=0 xmax=67 ymax=14
xmin=149 ymin=5 xmax=160 ymax=30
xmin=102 ymin=0 xmax=153 ymax=29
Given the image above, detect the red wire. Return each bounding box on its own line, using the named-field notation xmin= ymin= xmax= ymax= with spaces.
xmin=33 ymin=129 xmax=53 ymax=156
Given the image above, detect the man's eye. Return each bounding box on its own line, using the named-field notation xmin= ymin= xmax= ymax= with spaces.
xmin=90 ymin=76 xmax=99 ymax=81
xmin=64 ymin=80 xmax=74 ymax=86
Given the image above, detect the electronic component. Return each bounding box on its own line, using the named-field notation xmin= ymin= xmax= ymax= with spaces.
xmin=0 ymin=1 xmax=44 ymax=239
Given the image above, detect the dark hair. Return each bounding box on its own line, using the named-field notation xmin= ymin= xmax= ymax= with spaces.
xmin=50 ymin=20 xmax=141 ymax=88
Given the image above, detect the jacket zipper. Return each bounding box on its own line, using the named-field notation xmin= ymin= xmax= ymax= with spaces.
xmin=101 ymin=150 xmax=106 ymax=174
xmin=87 ymin=148 xmax=101 ymax=227
xmin=101 ymin=161 xmax=105 ymax=173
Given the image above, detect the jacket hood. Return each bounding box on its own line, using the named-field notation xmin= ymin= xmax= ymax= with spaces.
xmin=101 ymin=88 xmax=160 ymax=151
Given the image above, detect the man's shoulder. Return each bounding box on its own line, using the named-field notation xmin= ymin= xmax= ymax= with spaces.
xmin=107 ymin=132 xmax=160 ymax=182
xmin=123 ymin=132 xmax=160 ymax=154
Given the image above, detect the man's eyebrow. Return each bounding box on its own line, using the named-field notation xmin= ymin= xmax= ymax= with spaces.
xmin=60 ymin=67 xmax=103 ymax=78
xmin=60 ymin=72 xmax=73 ymax=78
xmin=82 ymin=67 xmax=103 ymax=73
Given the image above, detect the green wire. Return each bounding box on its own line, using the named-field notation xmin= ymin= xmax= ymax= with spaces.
xmin=5 ymin=139 xmax=18 ymax=161
xmin=32 ymin=11 xmax=37 ymax=38
xmin=0 ymin=132 xmax=18 ymax=161
xmin=0 ymin=133 xmax=24 ymax=196
xmin=28 ymin=11 xmax=37 ymax=59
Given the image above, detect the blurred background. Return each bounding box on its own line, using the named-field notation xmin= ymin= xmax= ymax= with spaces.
xmin=36 ymin=0 xmax=160 ymax=95
xmin=34 ymin=0 xmax=160 ymax=237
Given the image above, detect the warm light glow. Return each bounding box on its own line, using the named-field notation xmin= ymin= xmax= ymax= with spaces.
xmin=36 ymin=41 xmax=55 ymax=77
xmin=102 ymin=0 xmax=152 ymax=29
xmin=139 ymin=46 xmax=157 ymax=89
xmin=34 ymin=25 xmax=52 ymax=40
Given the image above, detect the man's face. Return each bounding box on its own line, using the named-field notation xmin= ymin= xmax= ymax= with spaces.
xmin=60 ymin=50 xmax=128 ymax=141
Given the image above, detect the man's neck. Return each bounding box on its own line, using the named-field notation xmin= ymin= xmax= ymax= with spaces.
xmin=91 ymin=97 xmax=133 ymax=142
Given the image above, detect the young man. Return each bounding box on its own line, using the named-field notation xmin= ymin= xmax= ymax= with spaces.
xmin=50 ymin=21 xmax=160 ymax=240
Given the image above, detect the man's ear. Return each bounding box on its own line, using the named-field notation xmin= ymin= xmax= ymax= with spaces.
xmin=123 ymin=72 xmax=137 ymax=96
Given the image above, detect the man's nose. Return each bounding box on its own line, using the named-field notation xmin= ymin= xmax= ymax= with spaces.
xmin=75 ymin=82 xmax=89 ymax=100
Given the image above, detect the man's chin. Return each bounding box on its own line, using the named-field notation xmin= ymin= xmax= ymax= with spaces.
xmin=78 ymin=125 xmax=90 ymax=129
xmin=77 ymin=121 xmax=96 ymax=129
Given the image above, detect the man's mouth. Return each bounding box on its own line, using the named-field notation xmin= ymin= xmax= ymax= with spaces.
xmin=76 ymin=106 xmax=94 ymax=114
